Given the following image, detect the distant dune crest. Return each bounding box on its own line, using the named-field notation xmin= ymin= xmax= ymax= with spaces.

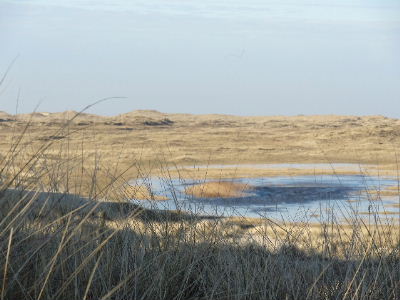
xmin=0 ymin=110 xmax=396 ymax=126
xmin=0 ymin=111 xmax=11 ymax=119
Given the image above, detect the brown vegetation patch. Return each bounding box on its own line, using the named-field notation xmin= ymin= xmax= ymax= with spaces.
xmin=143 ymin=118 xmax=174 ymax=126
xmin=38 ymin=135 xmax=66 ymax=141
xmin=185 ymin=181 xmax=253 ymax=198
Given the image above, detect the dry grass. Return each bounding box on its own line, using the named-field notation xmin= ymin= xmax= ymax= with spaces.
xmin=122 ymin=184 xmax=168 ymax=201
xmin=167 ymin=166 xmax=367 ymax=180
xmin=2 ymin=110 xmax=400 ymax=180
xmin=358 ymin=211 xmax=400 ymax=216
xmin=185 ymin=181 xmax=252 ymax=198
xmin=1 ymin=185 xmax=399 ymax=300
xmin=0 ymin=110 xmax=399 ymax=300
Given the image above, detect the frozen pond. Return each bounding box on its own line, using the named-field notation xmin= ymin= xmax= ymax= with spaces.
xmin=129 ymin=164 xmax=400 ymax=223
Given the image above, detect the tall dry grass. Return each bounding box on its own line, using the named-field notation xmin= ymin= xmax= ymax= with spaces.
xmin=0 ymin=110 xmax=399 ymax=300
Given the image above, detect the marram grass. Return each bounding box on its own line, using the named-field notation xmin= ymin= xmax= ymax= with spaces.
xmin=0 ymin=113 xmax=399 ymax=300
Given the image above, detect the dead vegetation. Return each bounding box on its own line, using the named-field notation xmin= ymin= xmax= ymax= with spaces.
xmin=0 ymin=110 xmax=399 ymax=299
xmin=1 ymin=110 xmax=400 ymax=173
xmin=185 ymin=181 xmax=253 ymax=198
xmin=1 ymin=174 xmax=399 ymax=300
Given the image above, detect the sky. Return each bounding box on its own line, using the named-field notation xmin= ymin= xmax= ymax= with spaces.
xmin=1 ymin=0 xmax=400 ymax=117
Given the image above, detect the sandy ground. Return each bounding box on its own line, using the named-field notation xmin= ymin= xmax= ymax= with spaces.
xmin=1 ymin=110 xmax=400 ymax=197
xmin=2 ymin=110 xmax=400 ymax=165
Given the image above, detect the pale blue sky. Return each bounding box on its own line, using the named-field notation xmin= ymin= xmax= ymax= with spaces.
xmin=1 ymin=0 xmax=399 ymax=116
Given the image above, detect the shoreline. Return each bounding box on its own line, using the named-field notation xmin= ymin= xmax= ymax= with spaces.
xmin=156 ymin=163 xmax=400 ymax=180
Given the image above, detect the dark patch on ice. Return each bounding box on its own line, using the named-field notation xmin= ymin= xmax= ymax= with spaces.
xmin=189 ymin=183 xmax=357 ymax=207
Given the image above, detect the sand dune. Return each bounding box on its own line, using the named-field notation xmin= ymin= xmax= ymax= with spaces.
xmin=1 ymin=110 xmax=400 ymax=188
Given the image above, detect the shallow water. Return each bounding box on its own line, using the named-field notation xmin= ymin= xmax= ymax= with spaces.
xmin=130 ymin=164 xmax=400 ymax=223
